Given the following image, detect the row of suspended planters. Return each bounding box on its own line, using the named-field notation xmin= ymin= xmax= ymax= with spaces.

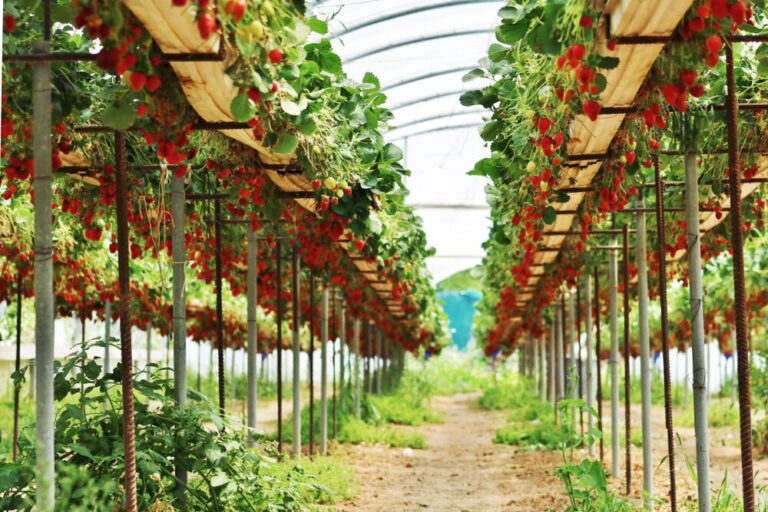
xmin=466 ymin=0 xmax=767 ymax=511
xmin=0 ymin=0 xmax=449 ymax=509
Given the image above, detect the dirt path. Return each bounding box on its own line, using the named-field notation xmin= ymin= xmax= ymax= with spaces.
xmin=335 ymin=393 xmax=569 ymax=512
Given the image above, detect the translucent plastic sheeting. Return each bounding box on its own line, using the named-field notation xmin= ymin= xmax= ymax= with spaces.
xmin=309 ymin=0 xmax=501 ymax=281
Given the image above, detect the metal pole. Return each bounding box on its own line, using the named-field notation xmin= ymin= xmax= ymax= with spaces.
xmin=276 ymin=240 xmax=283 ymax=454
xmin=375 ymin=328 xmax=383 ymax=394
xmin=622 ymin=224 xmax=631 ymax=495
xmin=146 ymin=323 xmax=152 ymax=373
xmin=568 ymin=293 xmax=577 ymax=426
xmin=308 ymin=273 xmax=315 ymax=456
xmin=115 ymin=131 xmax=138 ymax=512
xmin=331 ymin=293 xmax=337 ymax=439
xmin=291 ymin=246 xmax=301 ymax=459
xmin=364 ymin=321 xmax=372 ymax=395
xmin=104 ymin=299 xmax=112 ymax=374
xmin=585 ymin=275 xmax=595 ymax=457
xmin=246 ymin=228 xmax=258 ymax=446
xmin=339 ymin=303 xmax=346 ymax=397
xmin=609 ymin=235 xmax=620 ymax=478
xmin=13 ymin=272 xmax=22 ymax=461
xmin=549 ymin=318 xmax=556 ymax=406
xmin=654 ymin=153 xmax=678 ymax=511
xmin=320 ymin=285 xmax=329 ymax=455
xmin=726 ymin=45 xmax=754 ymax=512
xmin=33 ymin=39 xmax=55 ymax=512
xmin=595 ymin=267 xmax=604 ymax=463
xmin=556 ymin=303 xmax=565 ymax=406
xmin=539 ymin=334 xmax=546 ymax=399
xmin=683 ymin=152 xmax=713 ymax=512
xmin=533 ymin=330 xmax=540 ymax=398
xmin=577 ymin=286 xmax=584 ymax=435
xmin=172 ymin=173 xmax=187 ymax=409
xmin=214 ymin=197 xmax=226 ymax=417
xmin=636 ymin=196 xmax=654 ymax=509
xmin=353 ymin=319 xmax=362 ymax=418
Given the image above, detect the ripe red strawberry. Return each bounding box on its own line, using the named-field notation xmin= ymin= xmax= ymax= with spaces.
xmin=271 ymin=80 xmax=279 ymax=93
xmin=579 ymin=15 xmax=592 ymax=28
xmin=145 ymin=76 xmax=161 ymax=92
xmin=625 ymin=150 xmax=636 ymax=165
xmin=247 ymin=87 xmax=261 ymax=103
xmin=705 ymin=52 xmax=719 ymax=68
xmin=729 ymin=1 xmax=747 ymax=24
xmin=680 ymin=70 xmax=697 ymax=88
xmin=312 ymin=179 xmax=321 ymax=190
xmin=607 ymin=39 xmax=618 ymax=51
xmin=225 ymin=0 xmax=246 ymax=22
xmin=537 ymin=117 xmax=551 ymax=135
xmin=137 ymin=103 xmax=147 ymax=117
xmin=706 ymin=34 xmax=723 ymax=54
xmin=711 ymin=0 xmax=728 ymax=19
xmin=129 ymin=71 xmax=147 ymax=91
xmin=689 ymin=84 xmax=705 ymax=98
xmin=582 ymin=100 xmax=601 ymax=121
xmin=4 ymin=14 xmax=16 ymax=32
xmin=197 ymin=12 xmax=217 ymax=39
xmin=344 ymin=187 xmax=352 ymax=196
xmin=268 ymin=49 xmax=284 ymax=64
xmin=688 ymin=16 xmax=705 ymax=32
xmin=355 ymin=239 xmax=366 ymax=251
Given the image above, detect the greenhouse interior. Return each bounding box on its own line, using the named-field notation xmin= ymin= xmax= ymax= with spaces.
xmin=2 ymin=0 xmax=768 ymax=510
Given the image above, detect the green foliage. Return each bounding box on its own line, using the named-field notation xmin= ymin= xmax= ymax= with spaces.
xmin=678 ymin=399 xmax=739 ymax=429
xmin=554 ymin=399 xmax=632 ymax=512
xmin=338 ymin=417 xmax=426 ymax=450
xmin=418 ymin=352 xmax=489 ymax=395
xmin=437 ymin=267 xmax=483 ymax=292
xmin=477 ymin=371 xmax=534 ymax=410
xmin=279 ymin=369 xmax=435 ymax=449
xmin=264 ymin=457 xmax=355 ymax=507
xmin=0 ymin=340 xmax=347 ymax=511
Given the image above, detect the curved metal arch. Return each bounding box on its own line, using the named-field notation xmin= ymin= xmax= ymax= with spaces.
xmin=390 ymin=122 xmax=483 ymax=141
xmin=345 ymin=29 xmax=494 ymax=63
xmin=390 ymin=88 xmax=478 ymax=111
xmin=389 ymin=109 xmax=485 ymax=134
xmin=328 ymin=0 xmax=503 ymax=38
xmin=381 ymin=66 xmax=477 ymax=92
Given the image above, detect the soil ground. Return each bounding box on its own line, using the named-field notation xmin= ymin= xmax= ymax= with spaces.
xmin=334 ymin=393 xmax=568 ymax=512
xmin=326 ymin=394 xmax=768 ymax=511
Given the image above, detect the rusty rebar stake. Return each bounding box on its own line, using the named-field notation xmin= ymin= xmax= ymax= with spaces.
xmin=654 ymin=154 xmax=677 ymax=512
xmin=214 ymin=196 xmax=226 ymax=418
xmin=594 ymin=267 xmax=604 ymax=464
xmin=726 ymin=44 xmax=755 ymax=512
xmin=12 ymin=272 xmax=22 ymax=461
xmin=115 ymin=131 xmax=138 ymax=512
xmin=622 ymin=223 xmax=631 ymax=496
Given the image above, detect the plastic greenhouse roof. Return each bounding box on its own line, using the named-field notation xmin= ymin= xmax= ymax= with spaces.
xmin=309 ymin=0 xmax=503 ymax=282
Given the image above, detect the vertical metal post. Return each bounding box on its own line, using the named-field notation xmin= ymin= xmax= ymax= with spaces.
xmin=726 ymin=45 xmax=754 ymax=512
xmin=104 ymin=300 xmax=112 ymax=373
xmin=654 ymin=154 xmax=678 ymax=511
xmin=33 ymin=39 xmax=55 ymax=512
xmin=549 ymin=318 xmax=556 ymax=406
xmin=577 ymin=286 xmax=584 ymax=435
xmin=115 ymin=131 xmax=138 ymax=512
xmin=622 ymin=224 xmax=631 ymax=495
xmin=568 ymin=293 xmax=577 ymax=426
xmin=320 ymin=284 xmax=329 ymax=455
xmin=595 ymin=267 xmax=604 ymax=463
xmin=308 ymin=273 xmax=315 ymax=456
xmin=375 ymin=328 xmax=383 ymax=394
xmin=684 ymin=152 xmax=712 ymax=512
xmin=276 ymin=240 xmax=283 ymax=454
xmin=146 ymin=323 xmax=152 ymax=372
xmin=556 ymin=302 xmax=565 ymax=403
xmin=585 ymin=275 xmax=595 ymax=457
xmin=364 ymin=321 xmax=372 ymax=395
xmin=214 ymin=197 xmax=226 ymax=417
xmin=353 ymin=319 xmax=362 ymax=418
xmin=331 ymin=293 xmax=337 ymax=439
xmin=13 ymin=272 xmax=22 ymax=461
xmin=172 ymin=173 xmax=187 ymax=409
xmin=246 ymin=228 xmax=258 ymax=446
xmin=339 ymin=304 xmax=346 ymax=397
xmin=291 ymin=246 xmax=301 ymax=459
xmin=636 ymin=196 xmax=654 ymax=509
xmin=609 ymin=236 xmax=620 ymax=478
